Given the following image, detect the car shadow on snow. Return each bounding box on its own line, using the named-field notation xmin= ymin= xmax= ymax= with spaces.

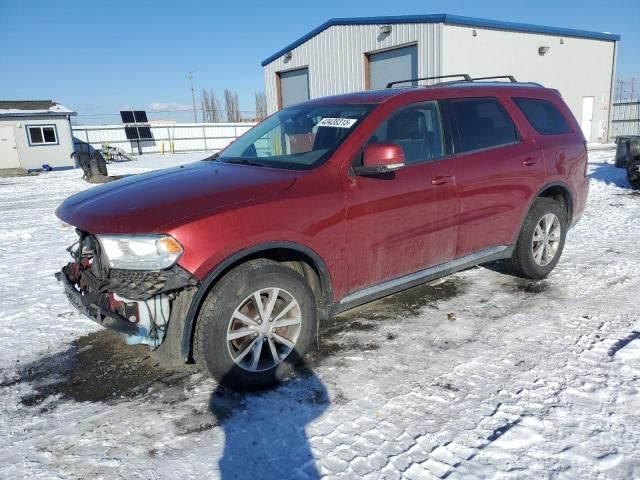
xmin=209 ymin=364 xmax=329 ymax=479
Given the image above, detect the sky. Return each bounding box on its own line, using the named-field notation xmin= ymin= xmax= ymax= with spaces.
xmin=0 ymin=0 xmax=638 ymax=124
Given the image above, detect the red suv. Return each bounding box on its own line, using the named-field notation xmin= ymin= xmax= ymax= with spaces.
xmin=56 ymin=76 xmax=588 ymax=390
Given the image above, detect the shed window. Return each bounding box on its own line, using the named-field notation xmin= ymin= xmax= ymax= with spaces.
xmin=27 ymin=125 xmax=58 ymax=145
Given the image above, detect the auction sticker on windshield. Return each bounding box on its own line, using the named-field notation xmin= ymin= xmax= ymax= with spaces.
xmin=317 ymin=118 xmax=358 ymax=128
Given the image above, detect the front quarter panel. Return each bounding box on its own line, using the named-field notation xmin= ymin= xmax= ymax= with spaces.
xmin=168 ymin=163 xmax=349 ymax=303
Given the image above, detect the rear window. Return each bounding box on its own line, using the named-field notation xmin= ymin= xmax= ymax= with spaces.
xmin=514 ymin=98 xmax=571 ymax=135
xmin=451 ymin=98 xmax=519 ymax=153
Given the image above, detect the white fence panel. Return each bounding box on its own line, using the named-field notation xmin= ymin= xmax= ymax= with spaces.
xmin=611 ymin=102 xmax=640 ymax=137
xmin=72 ymin=122 xmax=256 ymax=155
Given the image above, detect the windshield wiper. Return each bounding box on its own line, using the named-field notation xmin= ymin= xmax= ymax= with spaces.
xmin=220 ymin=158 xmax=267 ymax=167
xmin=202 ymin=152 xmax=220 ymax=161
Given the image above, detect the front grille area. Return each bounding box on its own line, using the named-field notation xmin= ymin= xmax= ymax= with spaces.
xmin=63 ymin=230 xmax=198 ymax=301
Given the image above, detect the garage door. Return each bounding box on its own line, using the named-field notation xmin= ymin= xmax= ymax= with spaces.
xmin=279 ymin=68 xmax=310 ymax=108
xmin=368 ymin=45 xmax=418 ymax=90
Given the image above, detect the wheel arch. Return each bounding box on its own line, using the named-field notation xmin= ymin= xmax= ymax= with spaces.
xmin=537 ymin=182 xmax=574 ymax=225
xmin=512 ymin=181 xmax=574 ymax=245
xmin=180 ymin=242 xmax=333 ymax=361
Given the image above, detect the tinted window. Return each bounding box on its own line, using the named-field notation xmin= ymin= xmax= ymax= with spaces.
xmin=368 ymin=102 xmax=444 ymax=165
xmin=452 ymin=98 xmax=518 ymax=153
xmin=514 ymin=98 xmax=571 ymax=135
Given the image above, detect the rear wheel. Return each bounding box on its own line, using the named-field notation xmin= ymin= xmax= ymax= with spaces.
xmin=509 ymin=197 xmax=567 ymax=279
xmin=194 ymin=259 xmax=317 ymax=391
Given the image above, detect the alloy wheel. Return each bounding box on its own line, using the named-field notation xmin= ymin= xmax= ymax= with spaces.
xmin=226 ymin=288 xmax=302 ymax=372
xmin=531 ymin=213 xmax=561 ymax=267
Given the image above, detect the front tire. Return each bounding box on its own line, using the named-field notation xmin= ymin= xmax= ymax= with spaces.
xmin=194 ymin=259 xmax=317 ymax=391
xmin=509 ymin=197 xmax=567 ymax=279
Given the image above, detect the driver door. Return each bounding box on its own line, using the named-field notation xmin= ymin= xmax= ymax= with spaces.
xmin=344 ymin=101 xmax=459 ymax=293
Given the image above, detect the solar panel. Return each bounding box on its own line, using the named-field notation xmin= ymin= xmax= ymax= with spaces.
xmin=120 ymin=111 xmax=135 ymax=123
xmin=124 ymin=126 xmax=139 ymax=140
xmin=134 ymin=111 xmax=148 ymax=123
xmin=137 ymin=126 xmax=152 ymax=139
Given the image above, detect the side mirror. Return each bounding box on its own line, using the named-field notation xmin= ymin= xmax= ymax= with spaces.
xmin=353 ymin=143 xmax=405 ymax=177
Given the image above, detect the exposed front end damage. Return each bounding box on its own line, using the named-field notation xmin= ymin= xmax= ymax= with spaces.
xmin=56 ymin=230 xmax=198 ymax=348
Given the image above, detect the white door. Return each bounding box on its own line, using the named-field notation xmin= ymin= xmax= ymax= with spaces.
xmin=580 ymin=96 xmax=594 ymax=142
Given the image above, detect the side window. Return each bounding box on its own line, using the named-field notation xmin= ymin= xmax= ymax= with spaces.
xmin=368 ymin=102 xmax=444 ymax=165
xmin=451 ymin=98 xmax=518 ymax=153
xmin=513 ymin=98 xmax=571 ymax=135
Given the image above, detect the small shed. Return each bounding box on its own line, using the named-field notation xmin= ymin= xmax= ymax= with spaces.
xmin=0 ymin=100 xmax=77 ymax=172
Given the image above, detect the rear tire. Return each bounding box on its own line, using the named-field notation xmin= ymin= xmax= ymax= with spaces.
xmin=194 ymin=259 xmax=317 ymax=391
xmin=509 ymin=197 xmax=567 ymax=279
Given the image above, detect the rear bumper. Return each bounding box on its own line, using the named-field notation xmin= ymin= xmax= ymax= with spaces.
xmin=56 ymin=267 xmax=142 ymax=336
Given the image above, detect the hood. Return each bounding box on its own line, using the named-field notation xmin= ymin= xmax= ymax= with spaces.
xmin=56 ymin=161 xmax=296 ymax=234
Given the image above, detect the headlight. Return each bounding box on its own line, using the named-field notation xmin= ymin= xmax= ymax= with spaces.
xmin=96 ymin=234 xmax=184 ymax=270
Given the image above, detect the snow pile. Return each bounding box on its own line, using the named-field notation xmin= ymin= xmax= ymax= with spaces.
xmin=0 ymin=148 xmax=638 ymax=478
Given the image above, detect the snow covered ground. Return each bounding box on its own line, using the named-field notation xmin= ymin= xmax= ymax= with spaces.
xmin=0 ymin=148 xmax=639 ymax=479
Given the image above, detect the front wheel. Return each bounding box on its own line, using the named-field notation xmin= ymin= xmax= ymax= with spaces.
xmin=194 ymin=259 xmax=317 ymax=391
xmin=509 ymin=197 xmax=567 ymax=279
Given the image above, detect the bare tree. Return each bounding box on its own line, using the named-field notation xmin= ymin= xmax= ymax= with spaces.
xmin=201 ymin=89 xmax=222 ymax=123
xmin=255 ymin=91 xmax=267 ymax=121
xmin=224 ymin=89 xmax=241 ymax=123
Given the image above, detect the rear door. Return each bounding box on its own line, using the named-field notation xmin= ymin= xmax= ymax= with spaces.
xmin=449 ymin=96 xmax=545 ymax=257
xmin=345 ymin=100 xmax=459 ymax=293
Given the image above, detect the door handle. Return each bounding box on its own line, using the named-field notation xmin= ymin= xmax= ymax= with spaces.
xmin=522 ymin=157 xmax=538 ymax=166
xmin=431 ymin=175 xmax=454 ymax=185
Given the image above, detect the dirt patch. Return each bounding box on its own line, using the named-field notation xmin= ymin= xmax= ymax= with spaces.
xmin=508 ymin=279 xmax=550 ymax=295
xmin=311 ymin=278 xmax=466 ymax=362
xmin=4 ymin=330 xmax=195 ymax=406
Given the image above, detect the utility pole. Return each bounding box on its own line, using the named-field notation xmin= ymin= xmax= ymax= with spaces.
xmin=188 ymin=71 xmax=198 ymax=123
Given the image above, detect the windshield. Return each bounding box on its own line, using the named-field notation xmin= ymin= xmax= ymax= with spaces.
xmin=217 ymin=103 xmax=375 ymax=170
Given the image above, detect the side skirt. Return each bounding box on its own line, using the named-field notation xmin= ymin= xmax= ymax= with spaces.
xmin=330 ymin=245 xmax=513 ymax=316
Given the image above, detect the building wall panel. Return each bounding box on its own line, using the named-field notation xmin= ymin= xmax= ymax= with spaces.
xmin=264 ymin=23 xmax=442 ymax=113
xmin=441 ymin=25 xmax=616 ymax=142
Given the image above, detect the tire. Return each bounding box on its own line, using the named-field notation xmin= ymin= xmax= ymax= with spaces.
xmin=627 ymin=160 xmax=640 ymax=190
xmin=89 ymin=153 xmax=108 ymax=177
xmin=194 ymin=259 xmax=317 ymax=391
xmin=509 ymin=197 xmax=567 ymax=279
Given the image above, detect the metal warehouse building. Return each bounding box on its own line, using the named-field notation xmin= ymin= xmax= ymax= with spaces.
xmin=262 ymin=14 xmax=619 ymax=143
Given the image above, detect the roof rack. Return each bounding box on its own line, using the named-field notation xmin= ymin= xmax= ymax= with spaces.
xmin=386 ymin=74 xmax=471 ymax=88
xmin=471 ymin=75 xmax=517 ymax=82
xmin=385 ymin=74 xmax=544 ymax=89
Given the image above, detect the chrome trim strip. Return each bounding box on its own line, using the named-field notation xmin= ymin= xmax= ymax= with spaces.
xmin=340 ymin=246 xmax=508 ymax=305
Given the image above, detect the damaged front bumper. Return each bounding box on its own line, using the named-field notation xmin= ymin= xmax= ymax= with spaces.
xmin=56 ymin=231 xmax=198 ymax=347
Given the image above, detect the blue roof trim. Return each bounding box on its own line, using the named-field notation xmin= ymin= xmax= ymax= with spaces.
xmin=261 ymin=14 xmax=620 ymax=66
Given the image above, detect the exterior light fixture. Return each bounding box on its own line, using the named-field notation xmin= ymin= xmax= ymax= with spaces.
xmin=560 ymin=38 xmax=565 ymax=44
xmin=538 ymin=46 xmax=550 ymax=56
xmin=472 ymin=29 xmax=478 ymax=37
xmin=380 ymin=25 xmax=392 ymax=34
